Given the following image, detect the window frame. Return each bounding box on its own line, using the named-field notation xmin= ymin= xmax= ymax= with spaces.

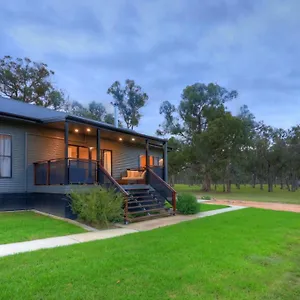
xmin=139 ymin=155 xmax=161 ymax=168
xmin=0 ymin=134 xmax=12 ymax=178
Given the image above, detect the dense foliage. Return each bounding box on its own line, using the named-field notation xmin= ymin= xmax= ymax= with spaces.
xmin=176 ymin=193 xmax=199 ymax=214
xmin=159 ymin=83 xmax=300 ymax=193
xmin=70 ymin=187 xmax=124 ymax=227
xmin=107 ymin=79 xmax=148 ymax=129
xmin=0 ymin=56 xmax=66 ymax=109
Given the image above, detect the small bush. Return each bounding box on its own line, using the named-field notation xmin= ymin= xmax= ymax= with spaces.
xmin=70 ymin=186 xmax=124 ymax=227
xmin=201 ymin=195 xmax=212 ymax=200
xmin=176 ymin=193 xmax=199 ymax=214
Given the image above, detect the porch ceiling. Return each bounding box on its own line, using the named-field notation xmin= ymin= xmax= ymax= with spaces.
xmin=44 ymin=121 xmax=164 ymax=147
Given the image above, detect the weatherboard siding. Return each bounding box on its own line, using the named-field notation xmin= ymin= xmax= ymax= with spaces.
xmin=0 ymin=119 xmax=163 ymax=195
xmin=0 ymin=120 xmax=27 ymax=193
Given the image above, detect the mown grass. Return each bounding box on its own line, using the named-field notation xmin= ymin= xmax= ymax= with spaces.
xmin=0 ymin=209 xmax=299 ymax=299
xmin=175 ymin=184 xmax=300 ymax=204
xmin=0 ymin=211 xmax=86 ymax=244
xmin=199 ymin=203 xmax=229 ymax=212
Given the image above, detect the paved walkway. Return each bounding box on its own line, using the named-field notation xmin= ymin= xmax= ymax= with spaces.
xmin=206 ymin=200 xmax=300 ymax=213
xmin=0 ymin=205 xmax=245 ymax=258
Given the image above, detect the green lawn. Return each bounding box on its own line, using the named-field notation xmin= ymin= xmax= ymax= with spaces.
xmin=1 ymin=209 xmax=300 ymax=299
xmin=176 ymin=184 xmax=300 ymax=204
xmin=0 ymin=211 xmax=86 ymax=244
xmin=199 ymin=203 xmax=229 ymax=212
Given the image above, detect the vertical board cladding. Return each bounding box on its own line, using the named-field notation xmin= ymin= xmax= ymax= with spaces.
xmin=0 ymin=119 xmax=26 ymax=193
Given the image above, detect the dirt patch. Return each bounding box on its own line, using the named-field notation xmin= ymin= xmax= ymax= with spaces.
xmin=206 ymin=200 xmax=300 ymax=213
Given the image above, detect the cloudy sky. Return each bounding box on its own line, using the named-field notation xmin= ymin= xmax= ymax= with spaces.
xmin=1 ymin=0 xmax=300 ymax=135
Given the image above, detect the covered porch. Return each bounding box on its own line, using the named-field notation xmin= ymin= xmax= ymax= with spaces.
xmin=32 ymin=118 xmax=168 ymax=186
xmin=31 ymin=117 xmax=175 ymax=223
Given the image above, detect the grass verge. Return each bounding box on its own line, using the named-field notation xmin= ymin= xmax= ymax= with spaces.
xmin=0 ymin=209 xmax=299 ymax=299
xmin=199 ymin=203 xmax=229 ymax=212
xmin=175 ymin=184 xmax=300 ymax=204
xmin=0 ymin=211 xmax=86 ymax=244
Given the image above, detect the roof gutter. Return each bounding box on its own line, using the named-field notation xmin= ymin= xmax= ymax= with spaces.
xmin=0 ymin=112 xmax=41 ymax=123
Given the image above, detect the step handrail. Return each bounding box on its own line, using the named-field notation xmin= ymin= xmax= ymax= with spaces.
xmin=97 ymin=162 xmax=130 ymax=224
xmin=147 ymin=168 xmax=176 ymax=214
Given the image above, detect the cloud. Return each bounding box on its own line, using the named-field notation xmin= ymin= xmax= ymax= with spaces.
xmin=0 ymin=0 xmax=300 ymax=133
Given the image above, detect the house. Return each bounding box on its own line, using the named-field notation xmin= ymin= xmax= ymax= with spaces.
xmin=0 ymin=96 xmax=176 ymax=223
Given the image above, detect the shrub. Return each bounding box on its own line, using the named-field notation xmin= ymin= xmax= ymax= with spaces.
xmin=70 ymin=186 xmax=124 ymax=227
xmin=176 ymin=193 xmax=199 ymax=214
xmin=201 ymin=195 xmax=212 ymax=200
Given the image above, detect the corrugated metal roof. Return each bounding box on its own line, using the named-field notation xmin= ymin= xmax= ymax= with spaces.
xmin=0 ymin=96 xmax=167 ymax=142
xmin=0 ymin=96 xmax=66 ymax=122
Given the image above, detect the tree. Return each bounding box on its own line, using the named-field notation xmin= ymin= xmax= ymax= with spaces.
xmin=0 ymin=56 xmax=66 ymax=110
xmin=70 ymin=100 xmax=122 ymax=127
xmin=158 ymin=82 xmax=240 ymax=191
xmin=107 ymin=79 xmax=148 ymax=129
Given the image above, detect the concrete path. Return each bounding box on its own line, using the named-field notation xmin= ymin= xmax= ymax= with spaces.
xmin=0 ymin=228 xmax=137 ymax=258
xmin=0 ymin=205 xmax=246 ymax=258
xmin=122 ymin=205 xmax=245 ymax=231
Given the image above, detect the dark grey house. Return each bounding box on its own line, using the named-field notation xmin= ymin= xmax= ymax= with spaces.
xmin=0 ymin=97 xmax=176 ymax=223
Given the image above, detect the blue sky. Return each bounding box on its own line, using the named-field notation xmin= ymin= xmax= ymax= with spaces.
xmin=1 ymin=0 xmax=300 ymax=135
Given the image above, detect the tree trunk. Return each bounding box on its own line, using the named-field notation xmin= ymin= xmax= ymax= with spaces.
xmin=226 ymin=179 xmax=231 ymax=193
xmin=252 ymin=174 xmax=256 ymax=188
xmin=236 ymin=183 xmax=240 ymax=189
xmin=286 ymin=178 xmax=290 ymax=191
xmin=223 ymin=179 xmax=226 ymax=192
xmin=291 ymin=172 xmax=297 ymax=192
xmin=214 ymin=184 xmax=217 ymax=191
xmin=267 ymin=163 xmax=273 ymax=192
xmin=280 ymin=175 xmax=284 ymax=190
xmin=260 ymin=179 xmax=264 ymax=190
xmin=202 ymin=173 xmax=211 ymax=192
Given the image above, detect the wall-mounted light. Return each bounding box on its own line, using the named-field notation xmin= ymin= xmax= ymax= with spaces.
xmin=131 ymin=138 xmax=135 ymax=141
xmin=119 ymin=137 xmax=123 ymax=141
xmin=86 ymin=128 xmax=91 ymax=132
xmin=89 ymin=147 xmax=94 ymax=150
xmin=74 ymin=129 xmax=79 ymax=133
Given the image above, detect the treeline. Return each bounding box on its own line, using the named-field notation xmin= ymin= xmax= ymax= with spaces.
xmin=157 ymin=84 xmax=300 ymax=193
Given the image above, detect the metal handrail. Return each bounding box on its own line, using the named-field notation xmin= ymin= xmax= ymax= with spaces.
xmin=147 ymin=167 xmax=176 ymax=214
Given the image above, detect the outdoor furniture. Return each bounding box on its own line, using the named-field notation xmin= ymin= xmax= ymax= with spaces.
xmin=119 ymin=169 xmax=146 ymax=184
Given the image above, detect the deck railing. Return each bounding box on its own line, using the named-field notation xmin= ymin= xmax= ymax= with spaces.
xmin=34 ymin=158 xmax=130 ymax=223
xmin=147 ymin=167 xmax=176 ymax=214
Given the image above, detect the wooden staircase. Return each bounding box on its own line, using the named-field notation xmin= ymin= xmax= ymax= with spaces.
xmin=122 ymin=184 xmax=171 ymax=222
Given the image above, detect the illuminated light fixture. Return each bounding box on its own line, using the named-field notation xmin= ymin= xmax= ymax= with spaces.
xmin=119 ymin=137 xmax=123 ymax=141
xmin=86 ymin=128 xmax=91 ymax=132
xmin=131 ymin=138 xmax=135 ymax=141
xmin=74 ymin=129 xmax=79 ymax=133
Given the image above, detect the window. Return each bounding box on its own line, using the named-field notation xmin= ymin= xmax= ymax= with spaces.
xmin=68 ymin=145 xmax=89 ymax=159
xmin=139 ymin=155 xmax=161 ymax=168
xmin=0 ymin=134 xmax=12 ymax=178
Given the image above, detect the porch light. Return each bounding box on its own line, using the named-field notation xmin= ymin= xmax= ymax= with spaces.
xmin=86 ymin=128 xmax=91 ymax=132
xmin=131 ymin=138 xmax=135 ymax=141
xmin=74 ymin=129 xmax=79 ymax=133
xmin=119 ymin=137 xmax=123 ymax=141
